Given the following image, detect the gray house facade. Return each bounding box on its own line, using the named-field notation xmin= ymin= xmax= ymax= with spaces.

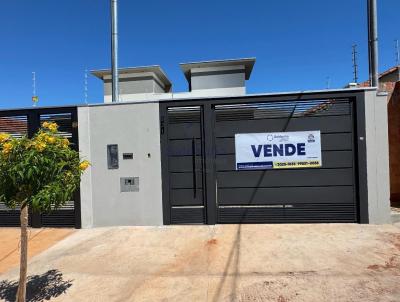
xmin=0 ymin=58 xmax=391 ymax=227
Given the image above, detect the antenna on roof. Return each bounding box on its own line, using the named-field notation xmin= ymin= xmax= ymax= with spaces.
xmin=84 ymin=69 xmax=88 ymax=104
xmin=32 ymin=72 xmax=38 ymax=107
xmin=352 ymin=44 xmax=359 ymax=84
xmin=326 ymin=76 xmax=331 ymax=89
xmin=395 ymin=39 xmax=399 ymax=66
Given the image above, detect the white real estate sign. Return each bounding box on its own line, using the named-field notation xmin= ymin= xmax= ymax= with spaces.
xmin=235 ymin=131 xmax=322 ymax=170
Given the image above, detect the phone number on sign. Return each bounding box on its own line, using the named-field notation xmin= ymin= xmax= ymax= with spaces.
xmin=273 ymin=161 xmax=321 ymax=168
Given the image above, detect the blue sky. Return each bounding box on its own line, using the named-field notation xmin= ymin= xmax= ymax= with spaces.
xmin=0 ymin=0 xmax=399 ymax=109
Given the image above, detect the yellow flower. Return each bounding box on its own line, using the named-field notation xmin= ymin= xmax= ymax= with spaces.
xmin=0 ymin=133 xmax=10 ymax=143
xmin=42 ymin=122 xmax=58 ymax=132
xmin=79 ymin=160 xmax=90 ymax=170
xmin=2 ymin=142 xmax=13 ymax=154
xmin=35 ymin=142 xmax=47 ymax=152
xmin=48 ymin=123 xmax=58 ymax=132
xmin=46 ymin=136 xmax=56 ymax=144
xmin=61 ymin=139 xmax=69 ymax=148
xmin=37 ymin=132 xmax=47 ymax=141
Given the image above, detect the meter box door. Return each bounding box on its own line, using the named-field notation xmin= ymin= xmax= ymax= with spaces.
xmin=107 ymin=144 xmax=119 ymax=169
xmin=120 ymin=177 xmax=139 ymax=192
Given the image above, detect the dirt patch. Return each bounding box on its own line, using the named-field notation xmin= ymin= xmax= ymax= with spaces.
xmin=388 ymin=232 xmax=400 ymax=251
xmin=277 ymin=295 xmax=290 ymax=302
xmin=366 ymin=232 xmax=400 ymax=272
xmin=367 ymin=256 xmax=399 ymax=271
xmin=229 ymin=274 xmax=400 ymax=302
xmin=228 ymin=279 xmax=295 ymax=302
xmin=0 ymin=228 xmax=74 ymax=274
xmin=207 ymin=239 xmax=218 ymax=246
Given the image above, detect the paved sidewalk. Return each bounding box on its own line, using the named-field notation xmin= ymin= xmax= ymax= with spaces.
xmin=0 ymin=228 xmax=74 ymax=274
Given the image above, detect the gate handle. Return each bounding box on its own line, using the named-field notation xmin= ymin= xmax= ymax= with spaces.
xmin=192 ymin=138 xmax=197 ymax=198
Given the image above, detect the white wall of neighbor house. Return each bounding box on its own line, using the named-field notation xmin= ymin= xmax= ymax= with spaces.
xmin=364 ymin=90 xmax=391 ymax=224
xmin=78 ymin=102 xmax=164 ymax=227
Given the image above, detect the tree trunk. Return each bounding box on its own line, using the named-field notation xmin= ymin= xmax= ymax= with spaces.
xmin=16 ymin=203 xmax=28 ymax=302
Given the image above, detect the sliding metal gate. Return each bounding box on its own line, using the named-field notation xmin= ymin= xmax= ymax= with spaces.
xmin=214 ymin=99 xmax=357 ymax=223
xmin=0 ymin=107 xmax=80 ymax=228
xmin=161 ymin=92 xmax=363 ymax=224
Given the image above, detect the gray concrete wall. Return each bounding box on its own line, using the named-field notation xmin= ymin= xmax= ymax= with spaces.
xmin=191 ymin=72 xmax=245 ymax=90
xmin=104 ymin=78 xmax=154 ymax=96
xmin=364 ymin=90 xmax=391 ymax=224
xmin=102 ymin=72 xmax=170 ymax=103
xmin=78 ymin=103 xmax=163 ymax=227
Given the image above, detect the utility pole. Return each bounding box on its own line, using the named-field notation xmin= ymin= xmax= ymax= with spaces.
xmin=367 ymin=0 xmax=379 ymax=88
xmin=111 ymin=0 xmax=119 ymax=102
xmin=352 ymin=44 xmax=359 ymax=84
xmin=395 ymin=39 xmax=399 ymax=66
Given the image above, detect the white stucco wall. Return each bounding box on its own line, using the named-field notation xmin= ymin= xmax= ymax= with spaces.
xmin=78 ymin=102 xmax=163 ymax=227
xmin=364 ymin=90 xmax=391 ymax=224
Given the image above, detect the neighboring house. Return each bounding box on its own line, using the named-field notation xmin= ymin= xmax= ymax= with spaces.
xmin=360 ymin=66 xmax=400 ymax=205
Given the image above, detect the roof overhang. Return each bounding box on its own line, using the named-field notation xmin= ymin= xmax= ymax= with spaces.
xmin=180 ymin=58 xmax=256 ymax=82
xmin=91 ymin=65 xmax=172 ymax=89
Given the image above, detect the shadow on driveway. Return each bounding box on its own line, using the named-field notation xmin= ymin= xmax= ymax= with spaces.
xmin=0 ymin=269 xmax=72 ymax=302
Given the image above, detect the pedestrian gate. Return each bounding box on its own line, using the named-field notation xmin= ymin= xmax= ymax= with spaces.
xmin=0 ymin=107 xmax=80 ymax=228
xmin=160 ymin=93 xmax=361 ymax=224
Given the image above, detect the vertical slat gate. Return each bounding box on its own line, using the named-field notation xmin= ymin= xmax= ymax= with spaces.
xmin=166 ymin=106 xmax=206 ymax=224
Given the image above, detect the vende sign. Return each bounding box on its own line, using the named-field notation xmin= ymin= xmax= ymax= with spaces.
xmin=235 ymin=131 xmax=322 ymax=170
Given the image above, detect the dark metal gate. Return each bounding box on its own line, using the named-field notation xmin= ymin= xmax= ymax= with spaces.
xmin=214 ymin=99 xmax=357 ymax=223
xmin=161 ymin=91 xmax=367 ymax=225
xmin=162 ymin=106 xmax=206 ymax=224
xmin=0 ymin=107 xmax=81 ymax=228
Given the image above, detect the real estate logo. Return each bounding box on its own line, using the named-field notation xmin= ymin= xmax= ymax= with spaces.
xmin=308 ymin=133 xmax=315 ymax=143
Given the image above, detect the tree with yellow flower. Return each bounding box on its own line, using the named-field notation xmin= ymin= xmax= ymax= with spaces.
xmin=0 ymin=122 xmax=89 ymax=302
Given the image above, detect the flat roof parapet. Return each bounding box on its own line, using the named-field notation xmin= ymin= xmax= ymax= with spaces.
xmin=180 ymin=58 xmax=256 ymax=82
xmin=91 ymin=65 xmax=172 ymax=92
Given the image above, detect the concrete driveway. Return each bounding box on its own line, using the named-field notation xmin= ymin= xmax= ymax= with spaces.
xmin=1 ymin=224 xmax=400 ymax=302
